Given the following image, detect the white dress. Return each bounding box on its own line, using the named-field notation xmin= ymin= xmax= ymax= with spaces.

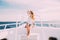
xmin=27 ymin=16 xmax=34 ymax=27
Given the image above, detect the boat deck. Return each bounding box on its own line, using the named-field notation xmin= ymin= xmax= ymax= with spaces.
xmin=0 ymin=24 xmax=60 ymax=40
xmin=5 ymin=26 xmax=60 ymax=40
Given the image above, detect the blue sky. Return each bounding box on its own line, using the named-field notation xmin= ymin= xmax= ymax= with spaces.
xmin=0 ymin=0 xmax=31 ymax=10
xmin=0 ymin=0 xmax=60 ymax=21
xmin=0 ymin=0 xmax=34 ymax=15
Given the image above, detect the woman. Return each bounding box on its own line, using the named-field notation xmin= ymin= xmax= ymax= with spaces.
xmin=25 ymin=10 xmax=35 ymax=38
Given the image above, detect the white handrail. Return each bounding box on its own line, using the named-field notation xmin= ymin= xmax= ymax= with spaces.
xmin=0 ymin=23 xmax=21 ymax=30
xmin=0 ymin=23 xmax=16 ymax=26
xmin=0 ymin=21 xmax=60 ymax=30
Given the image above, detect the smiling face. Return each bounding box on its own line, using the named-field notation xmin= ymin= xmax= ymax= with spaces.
xmin=27 ymin=10 xmax=35 ymax=20
xmin=27 ymin=11 xmax=32 ymax=17
xmin=27 ymin=11 xmax=33 ymax=17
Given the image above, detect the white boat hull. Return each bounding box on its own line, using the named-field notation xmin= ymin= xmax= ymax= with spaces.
xmin=0 ymin=25 xmax=60 ymax=40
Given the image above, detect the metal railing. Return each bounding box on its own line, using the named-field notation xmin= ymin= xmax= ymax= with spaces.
xmin=34 ymin=21 xmax=60 ymax=27
xmin=0 ymin=21 xmax=60 ymax=30
xmin=0 ymin=22 xmax=21 ymax=30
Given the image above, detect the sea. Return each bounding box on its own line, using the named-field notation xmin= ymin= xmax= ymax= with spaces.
xmin=0 ymin=21 xmax=60 ymax=30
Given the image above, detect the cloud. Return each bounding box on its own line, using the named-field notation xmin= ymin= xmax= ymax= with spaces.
xmin=0 ymin=0 xmax=60 ymax=21
xmin=5 ymin=0 xmax=60 ymax=9
xmin=0 ymin=0 xmax=32 ymax=10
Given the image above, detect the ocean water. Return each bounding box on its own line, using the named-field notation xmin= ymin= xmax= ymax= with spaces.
xmin=0 ymin=22 xmax=18 ymax=29
xmin=0 ymin=21 xmax=60 ymax=30
xmin=0 ymin=21 xmax=27 ymax=30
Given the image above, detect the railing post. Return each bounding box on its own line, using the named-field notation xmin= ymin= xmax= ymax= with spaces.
xmin=4 ymin=24 xmax=7 ymax=29
xmin=15 ymin=21 xmax=18 ymax=40
xmin=16 ymin=21 xmax=17 ymax=28
xmin=41 ymin=21 xmax=43 ymax=27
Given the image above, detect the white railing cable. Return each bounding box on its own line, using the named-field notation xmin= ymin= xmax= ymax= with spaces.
xmin=0 ymin=23 xmax=16 ymax=30
xmin=0 ymin=21 xmax=60 ymax=30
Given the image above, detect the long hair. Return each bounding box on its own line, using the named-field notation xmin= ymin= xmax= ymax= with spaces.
xmin=29 ymin=11 xmax=35 ymax=20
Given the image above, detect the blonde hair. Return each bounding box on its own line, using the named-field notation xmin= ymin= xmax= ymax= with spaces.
xmin=29 ymin=11 xmax=35 ymax=20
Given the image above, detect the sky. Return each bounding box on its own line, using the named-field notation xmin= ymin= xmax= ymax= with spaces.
xmin=0 ymin=0 xmax=60 ymax=21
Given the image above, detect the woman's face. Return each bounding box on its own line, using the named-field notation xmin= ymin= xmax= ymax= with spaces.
xmin=27 ymin=11 xmax=32 ymax=17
